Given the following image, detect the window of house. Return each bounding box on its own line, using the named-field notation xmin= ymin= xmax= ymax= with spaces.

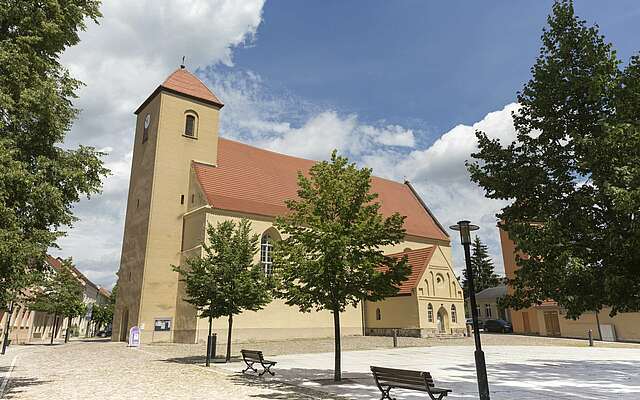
xmin=419 ymin=287 xmax=424 ymax=295
xmin=427 ymin=303 xmax=433 ymax=322
xmin=451 ymin=305 xmax=457 ymax=323
xmin=485 ymin=304 xmax=492 ymax=318
xmin=375 ymin=308 xmax=381 ymax=321
xmin=260 ymin=233 xmax=273 ymax=276
xmin=184 ymin=114 xmax=196 ymax=137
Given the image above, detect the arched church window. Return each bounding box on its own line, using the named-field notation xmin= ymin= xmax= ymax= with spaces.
xmin=451 ymin=304 xmax=457 ymax=323
xmin=260 ymin=233 xmax=274 ymax=276
xmin=375 ymin=308 xmax=381 ymax=321
xmin=427 ymin=303 xmax=433 ymax=322
xmin=184 ymin=112 xmax=197 ymax=137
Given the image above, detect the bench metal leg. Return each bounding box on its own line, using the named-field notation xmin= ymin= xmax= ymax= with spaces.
xmin=258 ymin=362 xmax=275 ymax=377
xmin=242 ymin=361 xmax=258 ymax=374
xmin=379 ymin=386 xmax=395 ymax=400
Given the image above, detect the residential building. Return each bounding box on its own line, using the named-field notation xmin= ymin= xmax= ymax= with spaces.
xmin=113 ymin=67 xmax=466 ymax=344
xmin=500 ymin=227 xmax=640 ymax=342
xmin=470 ymin=284 xmax=511 ymax=323
xmin=1 ymin=256 xmax=107 ymax=344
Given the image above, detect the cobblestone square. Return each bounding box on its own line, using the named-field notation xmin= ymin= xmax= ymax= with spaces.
xmin=1 ymin=335 xmax=639 ymax=399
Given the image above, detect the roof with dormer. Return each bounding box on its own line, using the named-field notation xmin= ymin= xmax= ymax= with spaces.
xmin=381 ymin=247 xmax=436 ymax=295
xmin=192 ymin=138 xmax=449 ymax=241
xmin=135 ymin=67 xmax=224 ymax=114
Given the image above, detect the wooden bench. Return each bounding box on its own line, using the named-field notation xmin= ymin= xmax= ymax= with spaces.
xmin=241 ymin=349 xmax=277 ymax=376
xmin=370 ymin=366 xmax=452 ymax=400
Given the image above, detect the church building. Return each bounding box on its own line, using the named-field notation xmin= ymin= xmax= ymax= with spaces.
xmin=113 ymin=67 xmax=466 ymax=344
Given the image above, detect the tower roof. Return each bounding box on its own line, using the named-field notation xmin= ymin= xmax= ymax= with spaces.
xmin=135 ymin=67 xmax=224 ymax=114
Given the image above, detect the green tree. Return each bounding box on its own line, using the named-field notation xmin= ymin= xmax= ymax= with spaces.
xmin=467 ymin=0 xmax=640 ymax=318
xmin=174 ymin=219 xmax=272 ymax=364
xmin=274 ymin=151 xmax=410 ymax=381
xmin=461 ymin=236 xmax=500 ymax=298
xmin=91 ymin=286 xmax=115 ymax=335
xmin=0 ymin=0 xmax=109 ymax=327
xmin=29 ymin=259 xmax=85 ymax=344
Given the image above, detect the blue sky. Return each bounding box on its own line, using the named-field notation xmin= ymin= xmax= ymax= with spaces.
xmin=233 ymin=1 xmax=640 ymax=141
xmin=58 ymin=1 xmax=640 ymax=288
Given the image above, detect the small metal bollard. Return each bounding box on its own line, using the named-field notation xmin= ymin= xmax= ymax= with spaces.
xmin=393 ymin=329 xmax=398 ymax=348
xmin=588 ymin=329 xmax=594 ymax=347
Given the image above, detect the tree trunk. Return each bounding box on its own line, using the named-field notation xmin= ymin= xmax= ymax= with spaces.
xmin=206 ymin=315 xmax=212 ymax=367
xmin=1 ymin=301 xmax=14 ymax=355
xmin=595 ymin=310 xmax=603 ymax=341
xmin=333 ymin=309 xmax=342 ymax=382
xmin=50 ymin=314 xmax=58 ymax=345
xmin=226 ymin=314 xmax=233 ymax=362
xmin=64 ymin=317 xmax=71 ymax=343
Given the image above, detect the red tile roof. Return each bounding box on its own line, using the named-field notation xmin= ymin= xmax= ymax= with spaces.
xmin=193 ymin=138 xmax=449 ymax=241
xmin=384 ymin=247 xmax=436 ymax=295
xmin=161 ymin=68 xmax=223 ymax=107
xmin=135 ymin=68 xmax=223 ymax=114
xmin=45 ymin=255 xmax=99 ymax=290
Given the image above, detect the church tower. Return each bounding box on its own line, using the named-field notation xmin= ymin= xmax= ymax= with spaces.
xmin=113 ymin=67 xmax=223 ymax=343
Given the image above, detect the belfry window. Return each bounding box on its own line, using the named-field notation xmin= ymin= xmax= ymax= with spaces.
xmin=260 ymin=233 xmax=273 ymax=276
xmin=185 ymin=114 xmax=196 ymax=137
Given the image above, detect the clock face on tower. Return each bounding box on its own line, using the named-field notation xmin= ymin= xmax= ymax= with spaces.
xmin=143 ymin=113 xmax=151 ymax=143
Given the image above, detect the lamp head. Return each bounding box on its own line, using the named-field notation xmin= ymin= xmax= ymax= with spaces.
xmin=449 ymin=220 xmax=480 ymax=245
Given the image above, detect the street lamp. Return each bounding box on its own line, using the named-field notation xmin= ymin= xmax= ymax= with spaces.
xmin=450 ymin=220 xmax=490 ymax=400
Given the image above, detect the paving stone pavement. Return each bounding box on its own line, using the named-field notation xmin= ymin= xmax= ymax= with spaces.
xmin=0 ymin=339 xmax=340 ymax=400
xmin=2 ymin=337 xmax=640 ymax=400
xmin=218 ymin=345 xmax=640 ymax=399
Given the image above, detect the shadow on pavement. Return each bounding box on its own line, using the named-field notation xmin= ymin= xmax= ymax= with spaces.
xmin=439 ymin=359 xmax=640 ymax=399
xmin=162 ymin=355 xmax=241 ymax=365
xmin=229 ymin=369 xmax=360 ymax=400
xmin=2 ymin=375 xmax=48 ymax=399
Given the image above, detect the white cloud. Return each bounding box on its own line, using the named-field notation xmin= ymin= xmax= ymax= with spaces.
xmin=54 ymin=1 xmax=517 ymax=287
xmin=205 ymin=68 xmax=517 ymax=275
xmin=52 ymin=1 xmax=266 ymax=288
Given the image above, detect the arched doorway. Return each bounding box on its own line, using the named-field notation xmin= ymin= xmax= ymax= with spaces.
xmin=436 ymin=306 xmax=449 ymax=334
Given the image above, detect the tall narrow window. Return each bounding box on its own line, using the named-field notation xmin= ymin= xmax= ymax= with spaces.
xmin=451 ymin=304 xmax=457 ymax=323
xmin=185 ymin=115 xmax=196 ymax=137
xmin=427 ymin=303 xmax=433 ymax=322
xmin=260 ymin=233 xmax=273 ymax=276
xmin=375 ymin=308 xmax=381 ymax=321
xmin=485 ymin=304 xmax=492 ymax=318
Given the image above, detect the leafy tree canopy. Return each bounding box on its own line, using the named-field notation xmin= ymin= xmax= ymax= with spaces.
xmin=0 ymin=0 xmax=109 ymax=305
xmin=274 ymin=150 xmax=410 ymax=380
xmin=174 ymin=219 xmax=272 ymax=360
xmin=29 ymin=258 xmax=85 ymax=320
xmin=467 ymin=0 xmax=640 ymax=318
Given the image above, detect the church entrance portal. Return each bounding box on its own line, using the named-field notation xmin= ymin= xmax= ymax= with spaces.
xmin=437 ymin=307 xmax=449 ymax=334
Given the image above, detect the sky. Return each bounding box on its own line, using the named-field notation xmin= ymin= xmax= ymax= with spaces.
xmin=55 ymin=0 xmax=640 ymax=289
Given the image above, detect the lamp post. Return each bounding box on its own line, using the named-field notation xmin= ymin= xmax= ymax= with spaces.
xmin=450 ymin=220 xmax=490 ymax=400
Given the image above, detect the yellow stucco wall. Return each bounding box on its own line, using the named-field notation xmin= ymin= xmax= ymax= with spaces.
xmin=117 ymin=82 xmax=464 ymax=344
xmin=114 ymin=89 xmax=221 ymax=343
